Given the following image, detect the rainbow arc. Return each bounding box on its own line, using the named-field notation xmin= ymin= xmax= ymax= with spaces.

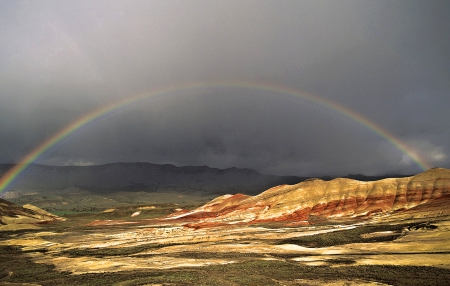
xmin=0 ymin=80 xmax=430 ymax=194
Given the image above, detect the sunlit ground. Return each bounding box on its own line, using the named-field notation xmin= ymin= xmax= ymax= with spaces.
xmin=1 ymin=208 xmax=450 ymax=285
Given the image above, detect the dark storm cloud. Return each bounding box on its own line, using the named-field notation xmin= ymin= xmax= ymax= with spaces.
xmin=0 ymin=0 xmax=449 ymax=176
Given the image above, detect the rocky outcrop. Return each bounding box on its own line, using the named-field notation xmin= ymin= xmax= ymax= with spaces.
xmin=167 ymin=168 xmax=450 ymax=227
xmin=0 ymin=198 xmax=64 ymax=231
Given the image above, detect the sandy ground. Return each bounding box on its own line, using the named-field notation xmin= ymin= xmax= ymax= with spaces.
xmin=1 ymin=218 xmax=449 ymax=275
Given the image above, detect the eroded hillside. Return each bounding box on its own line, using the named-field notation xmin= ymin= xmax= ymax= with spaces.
xmin=2 ymin=169 xmax=450 ymax=285
xmin=167 ymin=168 xmax=450 ymax=227
xmin=0 ymin=198 xmax=64 ymax=230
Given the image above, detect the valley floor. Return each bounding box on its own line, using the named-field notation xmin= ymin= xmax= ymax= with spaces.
xmin=1 ymin=210 xmax=450 ymax=285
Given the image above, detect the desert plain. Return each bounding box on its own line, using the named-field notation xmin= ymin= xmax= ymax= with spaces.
xmin=1 ymin=168 xmax=450 ymax=285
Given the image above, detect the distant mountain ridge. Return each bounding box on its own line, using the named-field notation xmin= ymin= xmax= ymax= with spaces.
xmin=0 ymin=162 xmax=413 ymax=197
xmin=0 ymin=162 xmax=303 ymax=195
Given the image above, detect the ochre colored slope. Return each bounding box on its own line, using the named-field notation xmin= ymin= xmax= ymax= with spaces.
xmin=0 ymin=198 xmax=64 ymax=230
xmin=168 ymin=168 xmax=450 ymax=226
xmin=166 ymin=193 xmax=251 ymax=220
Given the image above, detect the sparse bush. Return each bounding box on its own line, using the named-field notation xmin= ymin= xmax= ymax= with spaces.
xmin=276 ymin=222 xmax=423 ymax=247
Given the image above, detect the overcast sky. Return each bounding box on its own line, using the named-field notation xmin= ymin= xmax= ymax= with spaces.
xmin=0 ymin=0 xmax=449 ymax=176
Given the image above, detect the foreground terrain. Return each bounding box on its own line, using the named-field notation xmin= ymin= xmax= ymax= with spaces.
xmin=1 ymin=168 xmax=450 ymax=285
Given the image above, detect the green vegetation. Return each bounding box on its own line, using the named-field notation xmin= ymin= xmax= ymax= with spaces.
xmin=0 ymin=203 xmax=447 ymax=285
xmin=0 ymin=245 xmax=71 ymax=284
xmin=164 ymin=251 xmax=268 ymax=259
xmin=63 ymin=242 xmax=194 ymax=258
xmin=276 ymin=222 xmax=434 ymax=247
xmin=92 ymin=203 xmax=183 ymax=220
xmin=40 ymin=201 xmax=203 ymax=233
xmin=43 ymin=212 xmax=103 ymax=233
xmin=52 ymin=210 xmax=98 ymax=216
xmin=1 ymin=249 xmax=450 ymax=286
xmin=0 ymin=245 xmax=21 ymax=254
xmin=8 ymin=189 xmax=213 ymax=214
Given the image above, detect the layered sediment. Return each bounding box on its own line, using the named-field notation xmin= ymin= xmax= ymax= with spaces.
xmin=0 ymin=198 xmax=64 ymax=230
xmin=167 ymin=168 xmax=450 ymax=226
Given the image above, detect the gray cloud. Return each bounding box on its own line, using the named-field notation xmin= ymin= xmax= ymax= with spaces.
xmin=0 ymin=0 xmax=449 ymax=176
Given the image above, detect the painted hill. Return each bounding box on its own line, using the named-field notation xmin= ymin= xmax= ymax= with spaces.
xmin=167 ymin=168 xmax=450 ymax=227
xmin=0 ymin=198 xmax=64 ymax=231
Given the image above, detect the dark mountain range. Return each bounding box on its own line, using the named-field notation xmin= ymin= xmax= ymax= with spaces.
xmin=0 ymin=163 xmax=304 ymax=196
xmin=0 ymin=162 xmax=413 ymax=197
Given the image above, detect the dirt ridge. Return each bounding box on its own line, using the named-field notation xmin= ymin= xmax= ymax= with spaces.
xmin=167 ymin=168 xmax=450 ymax=227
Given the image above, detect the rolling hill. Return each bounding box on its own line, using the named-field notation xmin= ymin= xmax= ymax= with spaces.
xmin=0 ymin=198 xmax=64 ymax=230
xmin=166 ymin=168 xmax=450 ymax=227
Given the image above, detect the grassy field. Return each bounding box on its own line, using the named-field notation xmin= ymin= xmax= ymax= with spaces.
xmin=8 ymin=189 xmax=215 ymax=214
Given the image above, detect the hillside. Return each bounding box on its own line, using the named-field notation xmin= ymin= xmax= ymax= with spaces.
xmin=2 ymin=169 xmax=450 ymax=285
xmin=0 ymin=198 xmax=64 ymax=231
xmin=0 ymin=163 xmax=415 ymax=213
xmin=167 ymin=168 xmax=450 ymax=227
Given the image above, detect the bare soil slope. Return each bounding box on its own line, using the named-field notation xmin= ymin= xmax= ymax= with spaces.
xmin=168 ymin=168 xmax=450 ymax=227
xmin=0 ymin=198 xmax=64 ymax=230
xmin=2 ymin=169 xmax=450 ymax=285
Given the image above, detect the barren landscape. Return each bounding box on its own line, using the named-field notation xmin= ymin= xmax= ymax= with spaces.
xmin=1 ymin=168 xmax=450 ymax=285
xmin=2 ymin=1 xmax=449 ymax=285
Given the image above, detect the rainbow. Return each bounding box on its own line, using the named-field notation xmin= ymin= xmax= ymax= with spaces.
xmin=0 ymin=79 xmax=431 ymax=194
